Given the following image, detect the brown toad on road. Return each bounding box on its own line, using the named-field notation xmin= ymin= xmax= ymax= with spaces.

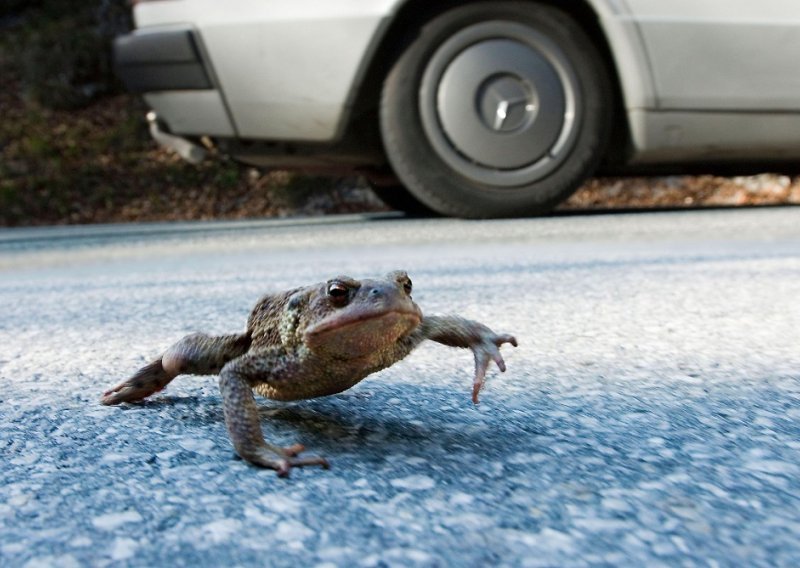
xmin=101 ymin=271 xmax=517 ymax=476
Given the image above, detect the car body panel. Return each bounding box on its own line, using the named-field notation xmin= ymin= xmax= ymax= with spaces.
xmin=581 ymin=0 xmax=658 ymax=111
xmin=136 ymin=0 xmax=395 ymax=141
xmin=619 ymin=0 xmax=800 ymax=160
xmin=629 ymin=110 xmax=800 ymax=163
xmin=624 ymin=0 xmax=800 ymax=111
xmin=145 ymin=90 xmax=236 ymax=137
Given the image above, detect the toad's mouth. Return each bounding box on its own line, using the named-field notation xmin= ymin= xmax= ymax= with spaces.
xmin=304 ymin=306 xmax=422 ymax=356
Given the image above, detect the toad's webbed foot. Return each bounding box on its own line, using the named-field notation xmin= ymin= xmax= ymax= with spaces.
xmin=417 ymin=315 xmax=517 ymax=404
xmin=470 ymin=332 xmax=518 ymax=404
xmin=239 ymin=444 xmax=330 ymax=478
xmin=101 ymin=359 xmax=171 ymax=405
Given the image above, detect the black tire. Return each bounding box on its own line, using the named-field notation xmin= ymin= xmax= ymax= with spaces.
xmin=380 ymin=1 xmax=612 ymax=218
xmin=368 ymin=183 xmax=438 ymax=217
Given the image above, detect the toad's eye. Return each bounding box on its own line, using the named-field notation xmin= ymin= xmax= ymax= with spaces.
xmin=403 ymin=279 xmax=412 ymax=295
xmin=327 ymin=282 xmax=350 ymax=304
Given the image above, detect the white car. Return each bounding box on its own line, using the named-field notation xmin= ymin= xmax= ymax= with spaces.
xmin=115 ymin=0 xmax=800 ymax=218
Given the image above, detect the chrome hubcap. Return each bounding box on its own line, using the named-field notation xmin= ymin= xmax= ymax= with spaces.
xmin=478 ymin=73 xmax=538 ymax=133
xmin=419 ymin=22 xmax=581 ymax=187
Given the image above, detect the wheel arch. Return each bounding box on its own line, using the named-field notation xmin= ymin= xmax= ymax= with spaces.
xmin=342 ymin=0 xmax=634 ymax=165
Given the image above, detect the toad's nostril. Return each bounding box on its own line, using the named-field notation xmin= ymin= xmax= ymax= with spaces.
xmin=369 ymin=288 xmax=383 ymax=297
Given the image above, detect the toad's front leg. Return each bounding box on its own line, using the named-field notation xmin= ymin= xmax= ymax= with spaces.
xmin=219 ymin=351 xmax=329 ymax=477
xmin=415 ymin=315 xmax=517 ymax=403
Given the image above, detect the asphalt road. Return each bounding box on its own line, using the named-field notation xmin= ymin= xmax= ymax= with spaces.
xmin=1 ymin=207 xmax=799 ymax=567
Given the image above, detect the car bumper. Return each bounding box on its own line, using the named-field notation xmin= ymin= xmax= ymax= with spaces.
xmin=114 ymin=28 xmax=236 ymax=138
xmin=114 ymin=28 xmax=212 ymax=93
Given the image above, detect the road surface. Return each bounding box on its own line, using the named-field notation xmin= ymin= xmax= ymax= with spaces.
xmin=1 ymin=207 xmax=799 ymax=566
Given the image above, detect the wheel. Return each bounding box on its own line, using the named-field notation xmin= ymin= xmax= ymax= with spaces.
xmin=368 ymin=183 xmax=438 ymax=217
xmin=380 ymin=1 xmax=612 ymax=218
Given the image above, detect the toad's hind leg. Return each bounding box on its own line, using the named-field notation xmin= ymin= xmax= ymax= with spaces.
xmin=219 ymin=353 xmax=329 ymax=476
xmin=101 ymin=333 xmax=251 ymax=405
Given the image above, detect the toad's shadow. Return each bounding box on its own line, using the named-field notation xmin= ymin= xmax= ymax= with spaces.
xmin=134 ymin=383 xmax=545 ymax=462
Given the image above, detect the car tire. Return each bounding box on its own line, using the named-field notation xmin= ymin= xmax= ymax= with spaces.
xmin=380 ymin=1 xmax=612 ymax=218
xmin=368 ymin=183 xmax=438 ymax=217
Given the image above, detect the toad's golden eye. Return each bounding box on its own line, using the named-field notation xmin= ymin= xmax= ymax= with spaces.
xmin=327 ymin=282 xmax=350 ymax=304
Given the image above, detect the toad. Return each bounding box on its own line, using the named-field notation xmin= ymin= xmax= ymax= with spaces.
xmin=101 ymin=271 xmax=517 ymax=476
